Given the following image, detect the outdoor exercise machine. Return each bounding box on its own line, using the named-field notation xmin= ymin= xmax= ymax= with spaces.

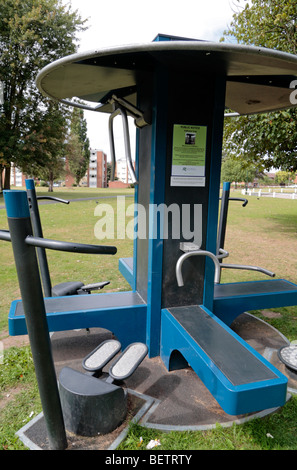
xmin=25 ymin=178 xmax=110 ymax=297
xmin=3 ymin=34 xmax=297 ymax=448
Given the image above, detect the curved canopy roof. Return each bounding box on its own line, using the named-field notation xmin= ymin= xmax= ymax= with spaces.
xmin=36 ymin=40 xmax=297 ymax=115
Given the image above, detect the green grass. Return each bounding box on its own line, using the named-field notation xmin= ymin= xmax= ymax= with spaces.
xmin=0 ymin=346 xmax=40 ymax=450
xmin=1 ymin=187 xmax=297 ymax=450
xmin=118 ymin=399 xmax=297 ymax=450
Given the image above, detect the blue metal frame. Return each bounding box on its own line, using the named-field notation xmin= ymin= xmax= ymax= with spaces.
xmin=214 ymin=279 xmax=297 ymax=326
xmin=9 ymin=292 xmax=147 ymax=350
xmin=145 ymin=65 xmax=168 ymax=357
xmin=118 ymin=258 xmax=134 ymax=288
xmin=203 ymin=76 xmax=226 ymax=311
xmin=160 ymin=306 xmax=287 ymax=415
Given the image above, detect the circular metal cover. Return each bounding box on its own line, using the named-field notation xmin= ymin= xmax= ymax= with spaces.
xmin=278 ymin=345 xmax=297 ymax=372
xmin=36 ymin=41 xmax=297 ymax=115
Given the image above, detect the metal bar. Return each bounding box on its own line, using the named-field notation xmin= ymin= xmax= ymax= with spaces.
xmin=108 ymin=106 xmax=138 ymax=184
xmin=0 ymin=229 xmax=11 ymax=241
xmin=176 ymin=250 xmax=221 ymax=286
xmin=37 ymin=196 xmax=70 ymax=204
xmin=217 ymin=182 xmax=230 ymax=256
xmin=221 ymin=264 xmax=275 ymax=277
xmin=110 ymin=94 xmax=150 ymax=128
xmin=108 ymin=108 xmax=118 ymax=181
xmin=120 ymin=106 xmax=138 ymax=184
xmin=26 ymin=235 xmax=117 ymax=255
xmin=227 ymin=197 xmax=248 ymax=207
xmin=3 ymin=190 xmax=67 ymax=450
xmin=25 ymin=179 xmax=52 ymax=297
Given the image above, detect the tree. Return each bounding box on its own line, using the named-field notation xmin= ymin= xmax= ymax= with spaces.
xmin=223 ymin=110 xmax=297 ymax=172
xmin=24 ymin=101 xmax=68 ymax=191
xmin=220 ymin=154 xmax=259 ymax=187
xmin=222 ymin=0 xmax=297 ymax=171
xmin=0 ymin=0 xmax=87 ymax=189
xmin=66 ymin=108 xmax=90 ymax=185
xmin=275 ymin=170 xmax=295 ymax=185
xmin=224 ymin=0 xmax=297 ymax=53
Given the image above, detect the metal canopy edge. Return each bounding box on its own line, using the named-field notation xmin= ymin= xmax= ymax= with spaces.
xmin=36 ymin=41 xmax=297 ymax=115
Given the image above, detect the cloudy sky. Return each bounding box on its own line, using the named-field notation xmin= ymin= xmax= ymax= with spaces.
xmin=60 ymin=0 xmax=244 ymax=157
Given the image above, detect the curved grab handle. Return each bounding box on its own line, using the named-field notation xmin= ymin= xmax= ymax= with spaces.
xmin=36 ymin=196 xmax=70 ymax=204
xmin=229 ymin=197 xmax=248 ymax=207
xmin=176 ymin=250 xmax=221 ymax=286
xmin=108 ymin=106 xmax=138 ymax=184
xmin=219 ymin=196 xmax=248 ymax=207
xmin=221 ymin=264 xmax=275 ymax=277
xmin=109 ymin=110 xmax=116 ymax=182
xmin=0 ymin=229 xmax=11 ymax=242
xmin=25 ymin=236 xmax=117 ymax=255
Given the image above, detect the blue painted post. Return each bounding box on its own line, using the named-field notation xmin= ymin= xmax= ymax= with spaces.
xmin=3 ymin=190 xmax=67 ymax=450
xmin=203 ymin=77 xmax=226 ymax=311
xmin=145 ymin=66 xmax=168 ymax=357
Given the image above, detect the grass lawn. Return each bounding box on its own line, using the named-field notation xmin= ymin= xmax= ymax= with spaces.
xmin=1 ymin=186 xmax=297 ymax=450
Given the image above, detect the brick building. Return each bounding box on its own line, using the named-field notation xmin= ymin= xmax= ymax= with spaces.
xmin=87 ymin=149 xmax=108 ymax=188
xmin=65 ymin=149 xmax=108 ymax=188
xmin=10 ymin=164 xmax=26 ymax=187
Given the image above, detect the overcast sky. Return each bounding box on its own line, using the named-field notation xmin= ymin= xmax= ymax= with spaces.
xmin=60 ymin=0 xmax=243 ymax=158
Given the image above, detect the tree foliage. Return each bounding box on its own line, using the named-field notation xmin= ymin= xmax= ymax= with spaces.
xmin=224 ymin=0 xmax=297 ymax=52
xmin=66 ymin=108 xmax=90 ymax=185
xmin=0 ymin=0 xmax=87 ymax=188
xmin=221 ymin=154 xmax=259 ymax=186
xmin=28 ymin=101 xmax=68 ymax=191
xmin=222 ymin=0 xmax=297 ymax=171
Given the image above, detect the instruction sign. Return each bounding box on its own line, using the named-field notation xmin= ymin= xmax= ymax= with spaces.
xmin=170 ymin=124 xmax=207 ymax=187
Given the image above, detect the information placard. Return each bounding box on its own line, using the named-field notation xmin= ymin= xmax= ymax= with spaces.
xmin=171 ymin=124 xmax=207 ymax=187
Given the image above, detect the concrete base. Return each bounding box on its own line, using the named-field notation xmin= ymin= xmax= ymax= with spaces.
xmin=16 ymin=313 xmax=297 ymax=450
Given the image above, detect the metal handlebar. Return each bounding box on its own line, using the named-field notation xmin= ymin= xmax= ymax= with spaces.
xmin=0 ymin=229 xmax=11 ymax=241
xmin=176 ymin=248 xmax=275 ymax=287
xmin=25 ymin=236 xmax=117 ymax=255
xmin=228 ymin=197 xmax=248 ymax=207
xmin=176 ymin=250 xmax=221 ymax=286
xmin=108 ymin=105 xmax=138 ymax=184
xmin=0 ymin=229 xmax=117 ymax=255
xmin=220 ymin=263 xmax=275 ymax=277
xmin=36 ymin=196 xmax=70 ymax=204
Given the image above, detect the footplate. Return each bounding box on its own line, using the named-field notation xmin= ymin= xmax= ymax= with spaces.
xmin=82 ymin=339 xmax=121 ymax=373
xmin=107 ymin=342 xmax=148 ymax=383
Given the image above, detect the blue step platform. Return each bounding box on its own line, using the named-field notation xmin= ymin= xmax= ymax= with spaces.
xmin=161 ymin=305 xmax=288 ymax=415
xmin=9 ymin=291 xmax=147 ymax=350
xmin=119 ymin=257 xmax=297 ymax=325
xmin=213 ymin=278 xmax=297 ymax=325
